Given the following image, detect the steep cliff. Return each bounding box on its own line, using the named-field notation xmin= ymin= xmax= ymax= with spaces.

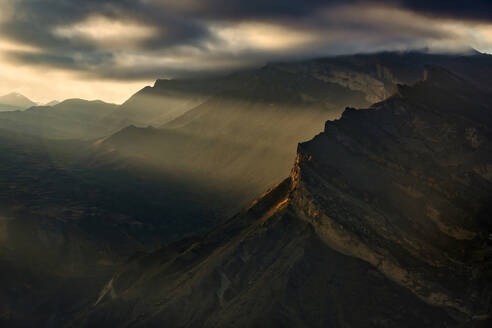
xmin=291 ymin=66 xmax=492 ymax=317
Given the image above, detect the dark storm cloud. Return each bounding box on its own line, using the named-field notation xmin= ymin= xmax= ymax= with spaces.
xmin=9 ymin=50 xmax=114 ymax=71
xmin=0 ymin=0 xmax=216 ymax=77
xmin=1 ymin=0 xmax=491 ymax=81
xmin=1 ymin=0 xmax=209 ymax=50
xmin=1 ymin=0 xmax=349 ymax=52
xmin=175 ymin=0 xmax=340 ymax=18
xmin=396 ymin=0 xmax=492 ymax=21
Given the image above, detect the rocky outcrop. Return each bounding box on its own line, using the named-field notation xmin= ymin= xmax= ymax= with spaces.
xmin=291 ymin=66 xmax=492 ymax=317
xmin=75 ymin=67 xmax=492 ymax=327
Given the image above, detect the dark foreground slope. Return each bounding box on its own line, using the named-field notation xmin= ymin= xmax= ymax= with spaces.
xmin=76 ymin=68 xmax=492 ymax=327
xmin=0 ymin=132 xmax=217 ymax=326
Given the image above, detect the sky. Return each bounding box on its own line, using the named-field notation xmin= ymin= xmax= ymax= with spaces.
xmin=0 ymin=0 xmax=492 ymax=104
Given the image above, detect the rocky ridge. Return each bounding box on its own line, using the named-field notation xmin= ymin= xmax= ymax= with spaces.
xmin=75 ymin=67 xmax=492 ymax=327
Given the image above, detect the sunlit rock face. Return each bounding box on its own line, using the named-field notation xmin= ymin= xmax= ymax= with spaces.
xmin=77 ymin=67 xmax=492 ymax=327
xmin=292 ymin=66 xmax=492 ymax=317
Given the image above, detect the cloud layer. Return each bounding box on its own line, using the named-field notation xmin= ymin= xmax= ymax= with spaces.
xmin=0 ymin=0 xmax=491 ymax=102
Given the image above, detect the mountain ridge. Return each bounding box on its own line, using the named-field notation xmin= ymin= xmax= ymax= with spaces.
xmin=96 ymin=52 xmax=492 ymax=228
xmin=0 ymin=98 xmax=118 ymax=139
xmin=1 ymin=53 xmax=492 ymax=327
xmin=76 ymin=66 xmax=492 ymax=327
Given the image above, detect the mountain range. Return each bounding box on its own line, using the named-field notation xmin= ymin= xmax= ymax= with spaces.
xmin=75 ymin=66 xmax=492 ymax=328
xmin=97 ymin=51 xmax=492 ymax=221
xmin=0 ymin=51 xmax=491 ymax=327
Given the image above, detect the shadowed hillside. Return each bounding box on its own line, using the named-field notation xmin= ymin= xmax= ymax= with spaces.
xmin=76 ymin=67 xmax=492 ymax=327
xmin=99 ymin=52 xmax=492 ymax=220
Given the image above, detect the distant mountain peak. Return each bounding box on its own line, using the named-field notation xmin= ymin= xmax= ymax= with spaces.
xmin=54 ymin=98 xmax=116 ymax=109
xmin=0 ymin=92 xmax=37 ymax=109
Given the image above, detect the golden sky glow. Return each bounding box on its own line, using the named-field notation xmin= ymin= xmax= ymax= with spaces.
xmin=210 ymin=22 xmax=320 ymax=52
xmin=53 ymin=16 xmax=159 ymax=49
xmin=0 ymin=57 xmax=149 ymax=104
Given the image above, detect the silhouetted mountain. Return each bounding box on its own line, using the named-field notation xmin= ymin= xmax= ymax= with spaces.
xmin=0 ymin=99 xmax=118 ymax=139
xmin=0 ymin=92 xmax=37 ymax=112
xmin=107 ymin=78 xmax=226 ymax=128
xmin=1 ymin=52 xmax=491 ymax=141
xmin=77 ymin=67 xmax=492 ymax=327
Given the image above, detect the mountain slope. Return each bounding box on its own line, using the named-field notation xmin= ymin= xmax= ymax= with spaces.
xmin=78 ymin=67 xmax=492 ymax=327
xmin=104 ymin=51 xmax=492 ymax=132
xmin=290 ymin=67 xmax=492 ymax=316
xmin=100 ymin=65 xmax=369 ymax=219
xmin=106 ymin=77 xmax=225 ymax=128
xmin=99 ymin=51 xmax=492 ymax=221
